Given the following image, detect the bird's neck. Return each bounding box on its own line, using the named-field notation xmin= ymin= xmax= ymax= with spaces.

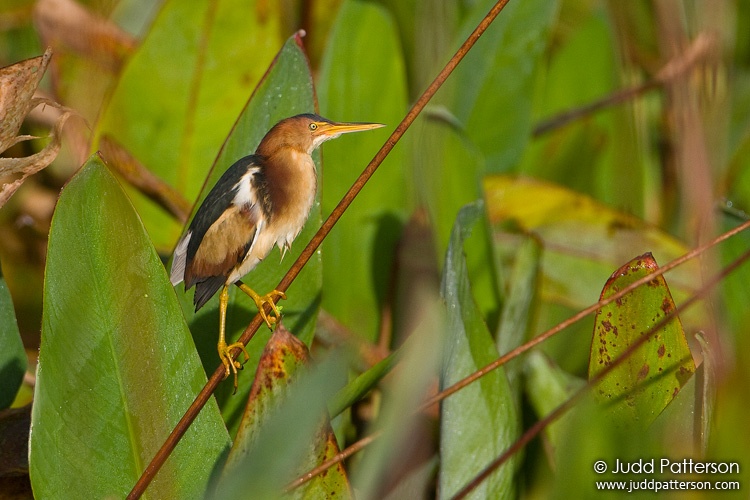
xmin=260 ymin=146 xmax=316 ymax=173
xmin=261 ymin=147 xmax=318 ymax=232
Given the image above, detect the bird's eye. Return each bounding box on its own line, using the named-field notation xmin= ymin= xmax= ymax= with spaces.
xmin=309 ymin=123 xmax=318 ymax=131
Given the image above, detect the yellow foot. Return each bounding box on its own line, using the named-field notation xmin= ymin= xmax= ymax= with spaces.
xmin=218 ymin=340 xmax=250 ymax=393
xmin=238 ymin=283 xmax=287 ymax=330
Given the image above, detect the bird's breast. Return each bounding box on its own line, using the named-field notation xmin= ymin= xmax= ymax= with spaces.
xmin=265 ymin=151 xmax=318 ymax=250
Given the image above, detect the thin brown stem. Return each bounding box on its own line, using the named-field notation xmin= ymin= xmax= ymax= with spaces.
xmin=127 ymin=1 xmax=512 ymax=497
xmin=532 ymin=32 xmax=715 ymax=137
xmin=100 ymin=135 xmax=192 ymax=223
xmin=286 ymin=432 xmax=382 ymax=492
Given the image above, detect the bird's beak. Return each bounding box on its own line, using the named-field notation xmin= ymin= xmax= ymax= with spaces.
xmin=318 ymin=121 xmax=386 ymax=138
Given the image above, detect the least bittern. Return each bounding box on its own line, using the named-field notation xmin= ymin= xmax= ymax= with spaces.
xmin=170 ymin=113 xmax=383 ymax=389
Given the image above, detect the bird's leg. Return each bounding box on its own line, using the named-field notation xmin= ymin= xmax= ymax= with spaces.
xmin=217 ymin=284 xmax=250 ymax=392
xmin=237 ymin=282 xmax=286 ymax=329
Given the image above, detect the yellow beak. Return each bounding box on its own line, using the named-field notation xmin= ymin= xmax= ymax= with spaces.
xmin=317 ymin=121 xmax=386 ymax=138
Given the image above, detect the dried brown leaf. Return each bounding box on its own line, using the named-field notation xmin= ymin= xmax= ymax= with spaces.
xmin=0 ymin=108 xmax=75 ymax=208
xmin=0 ymin=48 xmax=52 ymax=153
xmin=34 ymin=0 xmax=136 ymax=72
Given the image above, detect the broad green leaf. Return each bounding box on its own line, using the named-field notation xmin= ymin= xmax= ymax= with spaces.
xmin=0 ymin=261 xmax=26 ymax=410
xmin=213 ymin=346 xmax=348 ymax=499
xmin=415 ymin=114 xmax=483 ymax=254
xmin=392 ymin=0 xmax=558 ymax=322
xmin=368 ymin=0 xmax=420 ymax=96
xmin=173 ymin=33 xmax=322 ymax=421
xmin=589 ymin=253 xmax=695 ymax=426
xmin=439 ymin=201 xmax=518 ymax=500
xmin=317 ymin=0 xmax=409 ymax=343
xmin=415 ymin=115 xmax=502 ymax=322
xmin=449 ymin=0 xmax=559 ymax=172
xmin=94 ymin=0 xmax=287 ymax=250
xmin=219 ymin=327 xmax=351 ymax=499
xmin=30 ymin=156 xmax=230 ymax=499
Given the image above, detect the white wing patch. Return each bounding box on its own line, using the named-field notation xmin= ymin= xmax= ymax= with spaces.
xmin=169 ymin=231 xmax=191 ymax=285
xmin=232 ymin=166 xmax=262 ymax=206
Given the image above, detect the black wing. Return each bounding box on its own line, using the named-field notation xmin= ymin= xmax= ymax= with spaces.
xmin=175 ymin=154 xmax=267 ymax=310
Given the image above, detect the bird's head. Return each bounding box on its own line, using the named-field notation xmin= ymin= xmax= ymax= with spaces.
xmin=257 ymin=113 xmax=385 ymax=156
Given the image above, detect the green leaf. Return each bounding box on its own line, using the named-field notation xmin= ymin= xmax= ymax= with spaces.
xmin=450 ymin=0 xmax=559 ymax=171
xmin=484 ymin=176 xmax=696 ymax=305
xmin=439 ymin=201 xmax=519 ymax=499
xmin=495 ymin=235 xmax=541 ymax=387
xmin=328 ymin=348 xmax=399 ymax=418
xmin=379 ymin=0 xmax=555 ymax=327
xmin=29 ymin=156 xmax=230 ymax=499
xmin=0 ymin=262 xmax=26 ymax=410
xmin=550 ymin=394 xmax=663 ymax=500
xmin=414 ymin=116 xmax=502 ymax=322
xmin=174 ymin=33 xmax=322 ymax=422
xmin=317 ymin=0 xmax=409 ymax=343
xmin=589 ymin=253 xmax=695 ymax=426
xmin=94 ymin=0 xmax=287 ymax=250
xmin=523 ymin=351 xmax=584 ymax=459
xmin=520 ymin=9 xmax=645 ymax=212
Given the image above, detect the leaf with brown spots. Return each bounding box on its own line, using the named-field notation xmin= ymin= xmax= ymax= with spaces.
xmin=588 ymin=252 xmax=695 ymax=426
xmin=219 ymin=326 xmax=351 ymax=499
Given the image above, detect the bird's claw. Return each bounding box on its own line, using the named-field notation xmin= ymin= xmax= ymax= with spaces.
xmin=218 ymin=341 xmax=250 ymax=393
xmin=253 ymin=289 xmax=287 ymax=330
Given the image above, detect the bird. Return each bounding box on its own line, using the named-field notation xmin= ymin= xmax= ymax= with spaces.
xmin=170 ymin=113 xmax=384 ymax=389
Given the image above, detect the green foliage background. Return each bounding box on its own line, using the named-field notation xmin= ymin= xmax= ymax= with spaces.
xmin=1 ymin=0 xmax=750 ymax=498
